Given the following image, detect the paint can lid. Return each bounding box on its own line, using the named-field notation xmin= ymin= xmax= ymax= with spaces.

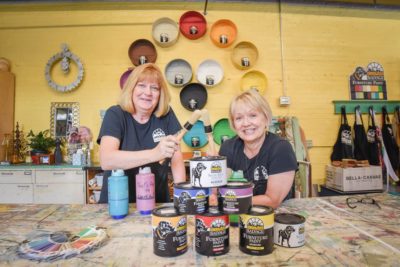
xmin=247 ymin=205 xmax=274 ymax=216
xmin=275 ymin=213 xmax=306 ymax=224
xmin=224 ymin=181 xmax=253 ymax=189
xmin=190 ymin=156 xmax=226 ymax=161
xmin=152 ymin=206 xmax=180 ymax=217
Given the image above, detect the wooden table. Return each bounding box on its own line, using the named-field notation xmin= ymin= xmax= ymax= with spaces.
xmin=0 ymin=193 xmax=399 ymax=266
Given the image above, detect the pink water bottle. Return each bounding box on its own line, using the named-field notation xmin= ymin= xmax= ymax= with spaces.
xmin=136 ymin=167 xmax=155 ymax=215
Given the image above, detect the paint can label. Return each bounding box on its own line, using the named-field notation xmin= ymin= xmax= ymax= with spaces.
xmin=195 ymin=213 xmax=229 ymax=256
xmin=239 ymin=211 xmax=274 ymax=255
xmin=152 ymin=208 xmax=187 ymax=257
xmin=174 ymin=184 xmax=210 ymax=214
xmin=274 ymin=213 xmax=305 ymax=248
xmin=190 ymin=157 xmax=227 ymax=188
xmin=218 ymin=186 xmax=253 ymax=214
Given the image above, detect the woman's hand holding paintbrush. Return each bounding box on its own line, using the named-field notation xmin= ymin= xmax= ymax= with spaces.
xmin=159 ymin=109 xmax=203 ymax=164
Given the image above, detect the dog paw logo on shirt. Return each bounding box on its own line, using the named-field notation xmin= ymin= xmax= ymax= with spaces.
xmin=253 ymin=165 xmax=268 ymax=181
xmin=152 ymin=128 xmax=166 ymax=142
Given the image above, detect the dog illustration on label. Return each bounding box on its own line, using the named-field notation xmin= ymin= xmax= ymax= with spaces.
xmin=278 ymin=225 xmax=295 ymax=247
xmin=192 ymin=162 xmax=207 ymax=187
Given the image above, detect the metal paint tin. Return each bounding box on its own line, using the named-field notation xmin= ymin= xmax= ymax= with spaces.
xmin=274 ymin=213 xmax=305 ymax=248
xmin=173 ymin=182 xmax=209 ymax=214
xmin=190 ymin=156 xmax=227 ymax=188
xmin=152 ymin=206 xmax=187 ymax=257
xmin=239 ymin=205 xmax=274 ymax=255
xmin=195 ymin=207 xmax=229 ymax=256
xmin=218 ymin=181 xmax=254 ymax=214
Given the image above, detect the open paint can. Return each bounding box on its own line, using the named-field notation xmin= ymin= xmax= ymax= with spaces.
xmin=195 ymin=206 xmax=229 ymax=256
xmin=173 ymin=182 xmax=209 ymax=214
xmin=190 ymin=156 xmax=227 ymax=188
xmin=239 ymin=205 xmax=274 ymax=255
xmin=274 ymin=213 xmax=305 ymax=248
xmin=152 ymin=206 xmax=187 ymax=257
xmin=218 ymin=181 xmax=253 ymax=214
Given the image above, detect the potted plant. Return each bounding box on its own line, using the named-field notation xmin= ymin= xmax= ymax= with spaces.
xmin=27 ymin=129 xmax=56 ymax=164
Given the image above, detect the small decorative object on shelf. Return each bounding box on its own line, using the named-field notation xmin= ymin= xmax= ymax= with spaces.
xmin=27 ymin=129 xmax=56 ymax=165
xmin=1 ymin=133 xmax=11 ymax=165
xmin=67 ymin=126 xmax=93 ymax=165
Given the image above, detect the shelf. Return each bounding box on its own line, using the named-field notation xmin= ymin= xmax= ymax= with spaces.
xmin=333 ymin=100 xmax=400 ymax=114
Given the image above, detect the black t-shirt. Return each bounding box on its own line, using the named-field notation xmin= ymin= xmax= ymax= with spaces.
xmin=219 ymin=132 xmax=297 ymax=197
xmin=97 ymin=105 xmax=182 ymax=203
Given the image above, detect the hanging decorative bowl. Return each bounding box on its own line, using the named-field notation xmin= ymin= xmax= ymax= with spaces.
xmin=152 ymin=17 xmax=179 ymax=48
xmin=183 ymin=120 xmax=208 ymax=148
xmin=165 ymin=59 xmax=192 ymax=87
xmin=179 ymin=11 xmax=207 ymax=40
xmin=196 ymin=59 xmax=224 ymax=87
xmin=240 ymin=70 xmax=268 ymax=94
xmin=231 ymin=41 xmax=258 ymax=70
xmin=213 ymin=118 xmax=237 ymax=145
xmin=180 ymin=83 xmax=207 ymax=111
xmin=210 ymin=19 xmax=237 ymax=48
xmin=128 ymin=39 xmax=157 ymax=66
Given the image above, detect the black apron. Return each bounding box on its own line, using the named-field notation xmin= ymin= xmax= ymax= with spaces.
xmin=366 ymin=107 xmax=380 ymax=166
xmin=353 ymin=107 xmax=368 ymax=161
xmin=381 ymin=106 xmax=399 ymax=171
xmin=331 ymin=107 xmax=353 ymax=161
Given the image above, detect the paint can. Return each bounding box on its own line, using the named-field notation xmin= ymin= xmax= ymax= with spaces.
xmin=152 ymin=206 xmax=187 ymax=257
xmin=218 ymin=181 xmax=253 ymax=214
xmin=274 ymin=213 xmax=305 ymax=248
xmin=190 ymin=156 xmax=227 ymax=188
xmin=195 ymin=206 xmax=229 ymax=256
xmin=173 ymin=182 xmax=209 ymax=214
xmin=239 ymin=205 xmax=274 ymax=255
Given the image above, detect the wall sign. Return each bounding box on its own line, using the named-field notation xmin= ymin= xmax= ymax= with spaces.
xmin=45 ymin=44 xmax=84 ymax=93
xmin=349 ymin=62 xmax=386 ymax=100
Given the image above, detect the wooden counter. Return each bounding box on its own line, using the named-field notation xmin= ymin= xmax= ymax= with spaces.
xmin=0 ymin=193 xmax=399 ymax=266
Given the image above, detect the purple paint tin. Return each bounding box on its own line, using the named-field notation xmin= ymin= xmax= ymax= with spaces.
xmin=218 ymin=181 xmax=254 ymax=214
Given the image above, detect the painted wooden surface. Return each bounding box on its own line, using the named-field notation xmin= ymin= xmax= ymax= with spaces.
xmin=0 ymin=193 xmax=399 ymax=266
xmin=0 ymin=2 xmax=399 ymax=184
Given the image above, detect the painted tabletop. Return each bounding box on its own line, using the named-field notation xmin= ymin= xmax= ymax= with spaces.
xmin=0 ymin=193 xmax=399 ymax=266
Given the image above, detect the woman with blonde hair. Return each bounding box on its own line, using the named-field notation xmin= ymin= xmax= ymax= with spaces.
xmin=219 ymin=89 xmax=297 ymax=208
xmin=97 ymin=63 xmax=185 ymax=203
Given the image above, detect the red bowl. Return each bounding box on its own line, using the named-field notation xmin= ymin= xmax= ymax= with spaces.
xmin=179 ymin=11 xmax=207 ymax=40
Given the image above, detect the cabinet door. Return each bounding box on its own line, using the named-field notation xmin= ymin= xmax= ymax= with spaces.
xmin=34 ymin=183 xmax=84 ymax=204
xmin=0 ymin=184 xmax=33 ymax=204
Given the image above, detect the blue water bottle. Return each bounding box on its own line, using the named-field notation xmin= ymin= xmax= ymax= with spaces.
xmin=108 ymin=169 xmax=129 ymax=219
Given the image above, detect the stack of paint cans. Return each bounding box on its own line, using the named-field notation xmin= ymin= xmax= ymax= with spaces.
xmin=152 ymin=155 xmax=306 ymax=257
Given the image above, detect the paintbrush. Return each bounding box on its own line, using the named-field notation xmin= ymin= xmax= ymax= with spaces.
xmin=201 ymin=109 xmax=217 ymax=156
xmin=160 ymin=109 xmax=203 ymax=165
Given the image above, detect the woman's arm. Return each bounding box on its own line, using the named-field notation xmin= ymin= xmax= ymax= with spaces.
xmin=252 ymin=170 xmax=295 ymax=209
xmin=99 ymin=135 xmax=180 ymax=170
xmin=171 ymin=150 xmax=186 ymax=184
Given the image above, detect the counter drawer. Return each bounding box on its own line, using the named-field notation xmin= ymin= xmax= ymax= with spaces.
xmin=0 ymin=184 xmax=33 ymax=203
xmin=0 ymin=170 xmax=33 ymax=183
xmin=35 ymin=170 xmax=84 ymax=184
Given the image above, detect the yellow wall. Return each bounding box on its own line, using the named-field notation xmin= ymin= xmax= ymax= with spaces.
xmin=1 ymin=2 xmax=399 ymax=184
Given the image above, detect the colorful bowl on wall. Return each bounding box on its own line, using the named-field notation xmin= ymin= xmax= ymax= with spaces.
xmin=231 ymin=41 xmax=258 ymax=70
xmin=165 ymin=59 xmax=193 ymax=87
xmin=183 ymin=120 xmax=208 ymax=148
xmin=180 ymin=83 xmax=207 ymax=111
xmin=213 ymin=118 xmax=237 ymax=145
xmin=240 ymin=70 xmax=268 ymax=94
xmin=179 ymin=11 xmax=207 ymax=40
xmin=210 ymin=19 xmax=237 ymax=48
xmin=152 ymin=17 xmax=179 ymax=48
xmin=128 ymin=39 xmax=157 ymax=66
xmin=196 ymin=59 xmax=224 ymax=87
xmin=119 ymin=68 xmax=133 ymax=89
